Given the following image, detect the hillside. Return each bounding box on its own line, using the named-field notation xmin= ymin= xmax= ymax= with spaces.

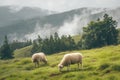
xmin=14 ymin=45 xmax=32 ymax=58
xmin=0 ymin=6 xmax=56 ymax=45
xmin=0 ymin=44 xmax=120 ymax=80
xmin=0 ymin=6 xmax=55 ymax=28
xmin=0 ymin=7 xmax=120 ymax=45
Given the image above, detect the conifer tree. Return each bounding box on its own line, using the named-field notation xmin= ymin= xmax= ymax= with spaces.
xmin=0 ymin=35 xmax=13 ymax=59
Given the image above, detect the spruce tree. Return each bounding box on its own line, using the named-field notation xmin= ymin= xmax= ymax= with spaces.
xmin=31 ymin=40 xmax=39 ymax=53
xmin=0 ymin=35 xmax=13 ymax=59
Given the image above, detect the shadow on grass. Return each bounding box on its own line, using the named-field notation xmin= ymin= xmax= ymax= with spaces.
xmin=61 ymin=68 xmax=84 ymax=72
xmin=32 ymin=63 xmax=50 ymax=69
xmin=49 ymin=68 xmax=85 ymax=77
xmin=49 ymin=73 xmax=61 ymax=77
xmin=58 ymin=66 xmax=95 ymax=73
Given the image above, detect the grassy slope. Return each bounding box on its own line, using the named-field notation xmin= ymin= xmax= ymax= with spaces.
xmin=14 ymin=45 xmax=32 ymax=58
xmin=0 ymin=45 xmax=120 ymax=80
xmin=72 ymin=35 xmax=81 ymax=44
xmin=13 ymin=35 xmax=81 ymax=58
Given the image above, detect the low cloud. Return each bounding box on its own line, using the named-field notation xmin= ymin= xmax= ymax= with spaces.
xmin=8 ymin=14 xmax=91 ymax=41
xmin=58 ymin=15 xmax=82 ymax=36
xmin=24 ymin=23 xmax=58 ymax=40
xmin=23 ymin=14 xmax=88 ymax=40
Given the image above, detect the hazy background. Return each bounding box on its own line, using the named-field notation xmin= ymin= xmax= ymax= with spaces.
xmin=0 ymin=0 xmax=120 ymax=44
xmin=0 ymin=0 xmax=120 ymax=12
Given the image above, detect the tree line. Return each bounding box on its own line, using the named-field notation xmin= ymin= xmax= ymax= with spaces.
xmin=31 ymin=33 xmax=77 ymax=54
xmin=0 ymin=36 xmax=32 ymax=59
xmin=0 ymin=14 xmax=120 ymax=59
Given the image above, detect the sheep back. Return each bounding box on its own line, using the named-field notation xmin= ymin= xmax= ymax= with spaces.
xmin=60 ymin=52 xmax=82 ymax=66
xmin=32 ymin=52 xmax=47 ymax=63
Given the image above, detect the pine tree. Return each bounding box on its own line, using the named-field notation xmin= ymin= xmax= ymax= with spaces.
xmin=37 ymin=35 xmax=43 ymax=52
xmin=42 ymin=38 xmax=50 ymax=54
xmin=31 ymin=40 xmax=39 ymax=53
xmin=0 ymin=35 xmax=13 ymax=59
xmin=118 ymin=28 xmax=120 ymax=44
xmin=68 ymin=35 xmax=76 ymax=50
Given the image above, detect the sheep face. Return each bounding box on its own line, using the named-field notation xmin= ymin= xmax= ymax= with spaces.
xmin=43 ymin=59 xmax=47 ymax=64
xmin=58 ymin=64 xmax=63 ymax=71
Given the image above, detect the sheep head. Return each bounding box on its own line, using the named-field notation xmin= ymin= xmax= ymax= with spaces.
xmin=58 ymin=64 xmax=63 ymax=71
xmin=43 ymin=59 xmax=47 ymax=64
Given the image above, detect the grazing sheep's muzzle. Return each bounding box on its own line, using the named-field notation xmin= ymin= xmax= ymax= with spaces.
xmin=44 ymin=60 xmax=47 ymax=64
xmin=58 ymin=64 xmax=63 ymax=71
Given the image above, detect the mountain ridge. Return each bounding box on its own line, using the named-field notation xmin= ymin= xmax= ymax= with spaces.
xmin=0 ymin=6 xmax=56 ymax=28
xmin=0 ymin=6 xmax=120 ymax=45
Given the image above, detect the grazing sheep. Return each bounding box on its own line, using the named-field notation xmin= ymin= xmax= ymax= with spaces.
xmin=32 ymin=52 xmax=47 ymax=67
xmin=58 ymin=52 xmax=83 ymax=71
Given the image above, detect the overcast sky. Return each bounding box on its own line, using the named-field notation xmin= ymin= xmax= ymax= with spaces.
xmin=0 ymin=0 xmax=120 ymax=12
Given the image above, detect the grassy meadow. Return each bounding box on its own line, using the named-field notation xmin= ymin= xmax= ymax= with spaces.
xmin=0 ymin=44 xmax=120 ymax=80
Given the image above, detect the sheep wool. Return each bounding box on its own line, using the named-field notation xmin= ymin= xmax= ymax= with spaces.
xmin=58 ymin=52 xmax=83 ymax=71
xmin=32 ymin=52 xmax=47 ymax=67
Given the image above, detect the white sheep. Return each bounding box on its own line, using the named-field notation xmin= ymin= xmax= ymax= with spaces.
xmin=32 ymin=52 xmax=47 ymax=67
xmin=58 ymin=52 xmax=83 ymax=71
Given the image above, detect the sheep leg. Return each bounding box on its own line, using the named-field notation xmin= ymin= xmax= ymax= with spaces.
xmin=81 ymin=62 xmax=83 ymax=69
xmin=37 ymin=62 xmax=39 ymax=67
xmin=79 ymin=60 xmax=83 ymax=69
xmin=67 ymin=66 xmax=69 ymax=71
xmin=35 ymin=63 xmax=36 ymax=68
xmin=67 ymin=65 xmax=70 ymax=71
xmin=35 ymin=62 xmax=38 ymax=68
xmin=78 ymin=63 xmax=80 ymax=70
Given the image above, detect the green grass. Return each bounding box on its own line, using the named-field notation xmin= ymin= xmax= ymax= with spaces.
xmin=14 ymin=45 xmax=32 ymax=58
xmin=0 ymin=45 xmax=120 ymax=80
xmin=72 ymin=35 xmax=81 ymax=44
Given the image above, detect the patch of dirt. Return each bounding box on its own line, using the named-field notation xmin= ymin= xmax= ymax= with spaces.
xmin=105 ymin=70 xmax=111 ymax=74
xmin=49 ymin=73 xmax=60 ymax=77
xmin=0 ymin=77 xmax=6 ymax=80
xmin=91 ymin=58 xmax=97 ymax=62
xmin=50 ymin=64 xmax=57 ymax=67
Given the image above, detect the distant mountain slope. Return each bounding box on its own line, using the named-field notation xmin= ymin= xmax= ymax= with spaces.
xmin=0 ymin=6 xmax=55 ymax=27
xmin=0 ymin=7 xmax=120 ymax=45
